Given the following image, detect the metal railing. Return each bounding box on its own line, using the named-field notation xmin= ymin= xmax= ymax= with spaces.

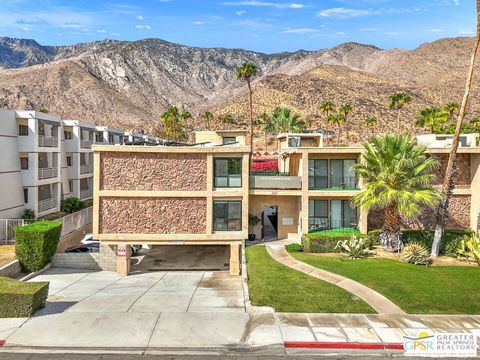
xmin=58 ymin=206 xmax=93 ymax=237
xmin=80 ymin=188 xmax=93 ymax=200
xmin=0 ymin=219 xmax=34 ymax=244
xmin=38 ymin=136 xmax=58 ymax=147
xmin=308 ymin=218 xmax=359 ymax=232
xmin=250 ymin=172 xmax=290 ymax=176
xmin=38 ymin=197 xmax=58 ymax=213
xmin=38 ymin=167 xmax=58 ymax=180
xmin=309 ymin=176 xmax=358 ymax=190
xmin=80 ymin=140 xmax=92 ymax=149
xmin=80 ymin=164 xmax=93 ymax=174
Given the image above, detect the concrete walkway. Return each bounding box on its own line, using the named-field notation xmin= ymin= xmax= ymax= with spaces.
xmin=266 ymin=244 xmax=405 ymax=315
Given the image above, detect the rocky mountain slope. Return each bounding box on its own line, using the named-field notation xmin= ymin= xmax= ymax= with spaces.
xmin=0 ymin=36 xmax=478 ymax=142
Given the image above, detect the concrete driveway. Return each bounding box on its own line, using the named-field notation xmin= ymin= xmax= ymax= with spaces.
xmin=1 ymin=268 xmax=282 ymax=352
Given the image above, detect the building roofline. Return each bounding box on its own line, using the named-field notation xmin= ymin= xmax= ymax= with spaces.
xmin=92 ymin=144 xmax=251 ymax=153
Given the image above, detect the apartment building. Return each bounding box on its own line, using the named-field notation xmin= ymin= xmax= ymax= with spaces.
xmin=94 ymin=130 xmax=480 ymax=276
xmin=0 ymin=109 xmax=140 ymax=219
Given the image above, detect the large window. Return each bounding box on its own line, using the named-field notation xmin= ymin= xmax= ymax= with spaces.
xmin=214 ymin=158 xmax=242 ymax=188
xmin=18 ymin=125 xmax=29 ymax=136
xmin=213 ymin=201 xmax=242 ymax=231
xmin=309 ymin=199 xmax=358 ymax=230
xmin=308 ymin=159 xmax=357 ymax=189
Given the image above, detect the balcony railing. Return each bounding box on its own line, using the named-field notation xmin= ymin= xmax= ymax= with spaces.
xmin=38 ymin=167 xmax=58 ymax=180
xmin=80 ymin=188 xmax=93 ymax=200
xmin=309 ymin=176 xmax=358 ymax=190
xmin=80 ymin=164 xmax=93 ymax=174
xmin=250 ymin=172 xmax=302 ymax=190
xmin=38 ymin=136 xmax=58 ymax=148
xmin=38 ymin=197 xmax=58 ymax=213
xmin=80 ymin=140 xmax=92 ymax=149
xmin=308 ymin=219 xmax=359 ymax=232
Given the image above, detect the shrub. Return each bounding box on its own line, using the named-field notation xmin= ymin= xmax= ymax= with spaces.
xmin=22 ymin=209 xmax=35 ymax=220
xmin=401 ymin=229 xmax=473 ymax=256
xmin=402 ymin=243 xmax=430 ymax=265
xmin=83 ymin=199 xmax=93 ymax=208
xmin=335 ymin=235 xmax=371 ymax=259
xmin=285 ymin=243 xmax=302 ymax=253
xmin=457 ymin=235 xmax=480 ymax=266
xmin=61 ymin=197 xmax=85 ymax=214
xmin=302 ymin=232 xmax=368 ymax=253
xmin=15 ymin=221 xmax=62 ymax=273
xmin=251 ymin=159 xmax=278 ymax=173
xmin=0 ymin=277 xmax=49 ymax=317
xmin=367 ymin=229 xmax=382 ymax=247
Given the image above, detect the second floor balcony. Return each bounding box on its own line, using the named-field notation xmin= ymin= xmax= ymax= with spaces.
xmin=308 ymin=176 xmax=358 ymax=190
xmin=80 ymin=164 xmax=93 ymax=174
xmin=38 ymin=197 xmax=58 ymax=212
xmin=80 ymin=188 xmax=93 ymax=200
xmin=80 ymin=139 xmax=92 ymax=149
xmin=250 ymin=172 xmax=302 ymax=190
xmin=38 ymin=135 xmax=58 ymax=148
xmin=38 ymin=167 xmax=58 ymax=180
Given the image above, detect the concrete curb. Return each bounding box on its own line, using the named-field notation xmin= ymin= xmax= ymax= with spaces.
xmin=0 ymin=260 xmax=21 ymax=278
xmin=284 ymin=341 xmax=404 ymax=350
xmin=19 ymin=263 xmax=51 ymax=282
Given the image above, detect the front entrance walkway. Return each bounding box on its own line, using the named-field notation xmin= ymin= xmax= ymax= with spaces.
xmin=266 ymin=243 xmax=405 ymax=315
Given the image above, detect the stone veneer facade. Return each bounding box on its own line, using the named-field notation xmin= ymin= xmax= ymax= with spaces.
xmin=431 ymin=154 xmax=471 ymax=188
xmin=99 ymin=197 xmax=207 ymax=234
xmin=100 ymin=152 xmax=207 ymax=191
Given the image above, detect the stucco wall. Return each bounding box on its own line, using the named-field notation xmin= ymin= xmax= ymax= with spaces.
xmin=249 ymin=195 xmax=301 ymax=239
xmin=99 ymin=197 xmax=207 ymax=234
xmin=368 ymin=195 xmax=471 ymax=230
xmin=100 ymin=152 xmax=207 ymax=191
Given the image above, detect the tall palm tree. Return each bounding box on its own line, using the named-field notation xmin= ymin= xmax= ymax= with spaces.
xmin=433 ymin=2 xmax=480 ymax=256
xmin=352 ymin=134 xmax=443 ymax=251
xmin=444 ymin=102 xmax=460 ymax=123
xmin=416 ymin=107 xmax=449 ymax=134
xmin=388 ymin=92 xmax=412 ymax=133
xmin=202 ymin=111 xmax=214 ymax=131
xmin=180 ymin=110 xmax=192 ymax=141
xmin=319 ymin=100 xmax=335 ymax=145
xmin=339 ymin=104 xmax=353 ymax=142
xmin=237 ymin=62 xmax=258 ymax=167
xmin=328 ymin=113 xmax=345 ymax=146
xmin=258 ymin=112 xmax=271 ymax=151
xmin=269 ymin=107 xmax=305 ymax=149
xmin=161 ymin=106 xmax=181 ymax=142
xmin=364 ymin=117 xmax=377 ymax=139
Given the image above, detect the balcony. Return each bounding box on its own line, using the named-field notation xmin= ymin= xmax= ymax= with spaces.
xmin=250 ymin=172 xmax=302 ymax=190
xmin=80 ymin=164 xmax=93 ymax=174
xmin=309 ymin=177 xmax=358 ymax=190
xmin=80 ymin=188 xmax=93 ymax=200
xmin=38 ymin=167 xmax=58 ymax=180
xmin=38 ymin=197 xmax=57 ymax=212
xmin=308 ymin=219 xmax=359 ymax=232
xmin=81 ymin=140 xmax=92 ymax=149
xmin=38 ymin=136 xmax=58 ymax=148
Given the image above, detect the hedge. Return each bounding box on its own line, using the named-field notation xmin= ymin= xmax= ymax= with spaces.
xmin=367 ymin=229 xmax=382 ymax=247
xmin=302 ymin=232 xmax=369 ymax=253
xmin=15 ymin=221 xmax=62 ymax=273
xmin=402 ymin=229 xmax=473 ymax=256
xmin=0 ymin=277 xmax=49 ymax=317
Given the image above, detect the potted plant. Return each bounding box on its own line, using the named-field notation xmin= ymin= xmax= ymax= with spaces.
xmin=248 ymin=214 xmax=261 ymax=241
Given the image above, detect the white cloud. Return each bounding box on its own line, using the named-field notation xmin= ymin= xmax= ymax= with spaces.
xmin=145 ymin=25 xmax=151 ymax=29
xmin=97 ymin=29 xmax=107 ymax=33
xmin=458 ymin=28 xmax=474 ymax=34
xmin=280 ymin=28 xmax=320 ymax=34
xmin=193 ymin=21 xmax=204 ymax=25
xmin=230 ymin=18 xmax=274 ymax=27
xmin=136 ymin=24 xmax=151 ymax=30
xmin=61 ymin=22 xmax=81 ymax=28
xmin=235 ymin=10 xmax=247 ymax=15
xmin=317 ymin=8 xmax=375 ymax=19
xmin=136 ymin=15 xmax=144 ymax=20
xmin=221 ymin=1 xmax=304 ymax=9
xmin=16 ymin=16 xmax=46 ymax=25
xmin=336 ymin=31 xmax=346 ymax=35
xmin=431 ymin=28 xmax=443 ymax=32
xmin=22 ymin=27 xmax=29 ymax=31
xmin=110 ymin=32 xmax=120 ymax=36
xmin=384 ymin=31 xmax=398 ymax=36
xmin=135 ymin=25 xmax=143 ymax=29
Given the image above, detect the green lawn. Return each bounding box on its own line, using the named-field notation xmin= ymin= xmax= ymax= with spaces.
xmin=245 ymin=245 xmax=374 ymax=313
xmin=290 ymin=251 xmax=480 ymax=314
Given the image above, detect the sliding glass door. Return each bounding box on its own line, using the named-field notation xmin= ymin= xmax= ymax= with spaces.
xmin=308 ymin=199 xmax=358 ymax=231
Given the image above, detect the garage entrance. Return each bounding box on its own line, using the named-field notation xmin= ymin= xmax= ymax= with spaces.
xmin=131 ymin=245 xmax=230 ymax=272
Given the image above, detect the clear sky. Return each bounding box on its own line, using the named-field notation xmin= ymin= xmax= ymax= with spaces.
xmin=0 ymin=0 xmax=476 ymax=53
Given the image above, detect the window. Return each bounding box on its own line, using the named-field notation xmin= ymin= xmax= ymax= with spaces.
xmin=69 ymin=180 xmax=73 ymax=193
xmin=108 ymin=133 xmax=114 ymax=144
xmin=67 ymin=156 xmax=72 ymax=167
xmin=18 ymin=125 xmax=29 ymax=136
xmin=308 ymin=200 xmax=358 ymax=231
xmin=308 ymin=160 xmax=328 ymax=189
xmin=308 ymin=159 xmax=357 ymax=189
xmin=308 ymin=200 xmax=329 ymax=229
xmin=214 ymin=158 xmax=242 ymax=188
xmin=23 ymin=188 xmax=28 ymax=203
xmin=95 ymin=132 xmax=102 ymax=143
xmin=213 ymin=201 xmax=242 ymax=231
xmin=20 ymin=157 xmax=28 ymax=170
xmin=222 ymin=137 xmax=236 ymax=145
xmin=64 ymin=131 xmax=72 ymax=140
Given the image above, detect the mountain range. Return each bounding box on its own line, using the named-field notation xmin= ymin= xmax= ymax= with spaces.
xmin=0 ymin=36 xmax=479 ymax=144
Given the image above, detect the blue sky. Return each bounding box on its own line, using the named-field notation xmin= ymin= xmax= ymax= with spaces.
xmin=0 ymin=0 xmax=476 ymax=53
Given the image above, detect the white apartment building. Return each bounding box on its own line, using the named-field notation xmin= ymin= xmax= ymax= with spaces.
xmin=0 ymin=109 xmax=140 ymax=219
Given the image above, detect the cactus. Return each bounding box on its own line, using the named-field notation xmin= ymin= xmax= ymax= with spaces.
xmin=335 ymin=235 xmax=371 ymax=259
xmin=457 ymin=235 xmax=480 ymax=266
xmin=401 ymin=243 xmax=430 ymax=265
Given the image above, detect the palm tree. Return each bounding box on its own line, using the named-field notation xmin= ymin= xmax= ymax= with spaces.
xmin=258 ymin=112 xmax=271 ymax=151
xmin=202 ymin=111 xmax=214 ymax=131
xmin=319 ymin=100 xmax=335 ymax=145
xmin=444 ymin=102 xmax=460 ymax=123
xmin=388 ymin=92 xmax=412 ymax=133
xmin=269 ymin=107 xmax=305 ymax=148
xmin=328 ymin=113 xmax=345 ymax=146
xmin=352 ymin=134 xmax=443 ymax=251
xmin=364 ymin=117 xmax=377 ymax=139
xmin=237 ymin=62 xmax=258 ymax=166
xmin=161 ymin=106 xmax=182 ymax=142
xmin=339 ymin=104 xmax=353 ymax=142
xmin=470 ymin=118 xmax=480 ymax=145
xmin=180 ymin=110 xmax=192 ymax=141
xmin=416 ymin=107 xmax=449 ymax=134
xmin=432 ymin=1 xmax=480 ymax=257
